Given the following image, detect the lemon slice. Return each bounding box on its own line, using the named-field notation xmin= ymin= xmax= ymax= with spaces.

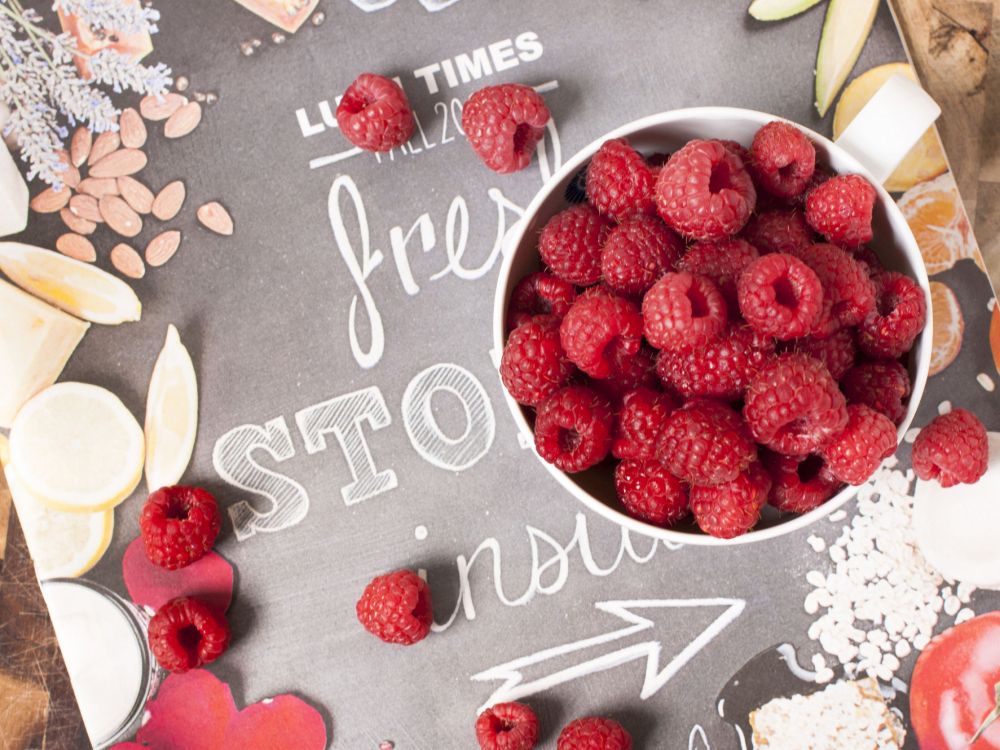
xmin=145 ymin=325 xmax=198 ymax=492
xmin=9 ymin=382 xmax=145 ymax=513
xmin=0 ymin=241 xmax=141 ymax=325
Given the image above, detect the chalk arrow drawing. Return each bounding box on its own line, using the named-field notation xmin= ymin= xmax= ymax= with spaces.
xmin=471 ymin=598 xmax=746 ymax=712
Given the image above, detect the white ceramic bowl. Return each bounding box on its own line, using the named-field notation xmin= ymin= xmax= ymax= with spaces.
xmin=493 ymin=105 xmax=934 ymax=546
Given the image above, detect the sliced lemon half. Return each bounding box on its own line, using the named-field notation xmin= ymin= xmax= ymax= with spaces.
xmin=145 ymin=325 xmax=198 ymax=493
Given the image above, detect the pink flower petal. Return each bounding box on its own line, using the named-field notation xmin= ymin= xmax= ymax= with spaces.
xmin=222 ymin=694 xmax=328 ymax=749
xmin=137 ymin=670 xmax=237 ymax=750
xmin=122 ymin=537 xmax=234 ymax=612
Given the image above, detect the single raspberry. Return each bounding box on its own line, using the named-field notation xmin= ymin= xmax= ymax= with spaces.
xmin=356 ymin=569 xmax=433 ymax=645
xmin=140 ymin=486 xmax=221 ymax=570
xmin=805 ymin=174 xmax=876 ymax=246
xmin=657 ymin=399 xmax=756 ymax=485
xmin=690 ymin=462 xmax=771 ymax=539
xmin=507 ymin=272 xmax=577 ymax=330
xmin=676 ymin=237 xmax=759 ymax=314
xmin=784 ymin=328 xmax=857 ymax=380
xmin=500 ymin=316 xmax=573 ymax=406
xmin=656 ymin=325 xmax=775 ymax=400
xmin=615 ymin=459 xmax=689 ymax=527
xmin=749 ymin=121 xmax=816 ymax=199
xmin=857 ymin=271 xmax=927 ymax=358
xmin=592 ymin=345 xmax=659 ymax=402
xmin=148 ymin=596 xmax=230 ymax=673
xmin=790 ymin=243 xmax=876 ymax=336
xmin=840 ymin=359 xmax=911 ymax=424
xmin=612 ymin=387 xmax=676 ymax=460
xmin=655 ymin=139 xmax=756 ymax=241
xmin=559 ymin=294 xmax=643 ymax=379
xmin=586 ymin=138 xmax=656 ymax=222
xmin=736 ymin=253 xmax=823 ymax=340
xmin=741 ymin=209 xmax=814 ymax=255
xmin=912 ymin=408 xmax=989 ymax=487
xmin=476 ymin=702 xmax=539 ymax=750
xmin=461 ymin=83 xmax=550 ymax=173
xmin=820 ymin=404 xmax=898 ymax=485
xmin=743 ymin=353 xmax=848 ymax=455
xmin=642 ymin=272 xmax=728 ymax=351
xmin=600 ymin=216 xmax=683 ymax=295
xmin=557 ymin=717 xmax=632 ymax=750
xmin=762 ymin=452 xmax=841 ymax=513
xmin=539 ymin=204 xmax=611 ymax=286
xmin=534 ymin=386 xmax=613 ymax=473
xmin=335 ymin=73 xmax=414 ymax=152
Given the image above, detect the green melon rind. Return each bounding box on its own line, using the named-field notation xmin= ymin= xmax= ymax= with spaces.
xmin=815 ymin=0 xmax=880 ymax=116
xmin=748 ymin=0 xmax=824 ymax=21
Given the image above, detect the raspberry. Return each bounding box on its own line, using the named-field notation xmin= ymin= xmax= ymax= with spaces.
xmin=657 ymin=399 xmax=756 ymax=485
xmin=539 ymin=204 xmax=611 ymax=286
xmin=741 ymin=209 xmax=814 ymax=255
xmin=762 ymin=452 xmax=841 ymax=513
xmin=615 ymin=460 xmax=689 ymax=527
xmin=559 ymin=294 xmax=643 ymax=378
xmin=600 ymin=216 xmax=683 ymax=295
xmin=676 ymin=237 xmax=759 ymax=313
xmin=912 ymin=408 xmax=989 ymax=487
xmin=744 ymin=353 xmax=848 ymax=455
xmin=500 ymin=316 xmax=573 ymax=406
xmin=148 ymin=596 xmax=230 ymax=673
xmin=736 ymin=253 xmax=823 ymax=340
xmin=462 ymin=83 xmax=550 ymax=174
xmin=612 ymin=387 xmax=677 ymax=460
xmin=655 ymin=139 xmax=756 ymax=241
xmin=586 ymin=138 xmax=656 ymax=222
xmin=790 ymin=243 xmax=876 ymax=336
xmin=857 ymin=271 xmax=927 ymax=358
xmin=805 ymin=174 xmax=876 ymax=246
xmin=592 ymin=345 xmax=659 ymax=402
xmin=749 ymin=121 xmax=816 ymax=199
xmin=840 ymin=359 xmax=911 ymax=424
xmin=784 ymin=328 xmax=857 ymax=380
xmin=656 ymin=325 xmax=775 ymax=400
xmin=557 ymin=717 xmax=632 ymax=750
xmin=140 ymin=486 xmax=221 ymax=570
xmin=845 ymin=244 xmax=884 ymax=276
xmin=717 ymin=139 xmax=751 ymax=165
xmin=335 ymin=73 xmax=414 ymax=152
xmin=534 ymin=386 xmax=613 ymax=473
xmin=690 ymin=462 xmax=771 ymax=539
xmin=507 ymin=272 xmax=577 ymax=330
xmin=642 ymin=272 xmax=728 ymax=351
xmin=476 ymin=702 xmax=539 ymax=750
xmin=819 ymin=404 xmax=898 ymax=485
xmin=356 ymin=569 xmax=433 ymax=645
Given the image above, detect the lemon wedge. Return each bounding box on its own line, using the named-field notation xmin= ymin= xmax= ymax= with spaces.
xmin=144 ymin=325 xmax=198 ymax=492
xmin=9 ymin=382 xmax=144 ymax=513
xmin=0 ymin=241 xmax=141 ymax=325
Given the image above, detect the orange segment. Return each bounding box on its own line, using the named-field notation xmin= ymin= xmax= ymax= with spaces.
xmin=990 ymin=304 xmax=1000 ymax=376
xmin=928 ymin=281 xmax=963 ymax=376
xmin=898 ymin=172 xmax=984 ymax=276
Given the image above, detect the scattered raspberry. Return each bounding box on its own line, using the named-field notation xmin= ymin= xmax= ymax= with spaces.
xmin=784 ymin=328 xmax=857 ymax=380
xmin=539 ymin=204 xmax=610 ymax=286
xmin=736 ymin=253 xmax=823 ymax=340
xmin=507 ymin=272 xmax=577 ymax=330
xmin=612 ymin=387 xmax=677 ymax=460
xmin=857 ymin=271 xmax=927 ymax=358
xmin=476 ymin=702 xmax=539 ymax=750
xmin=534 ymin=386 xmax=613 ymax=473
xmin=790 ymin=243 xmax=876 ymax=336
xmin=657 ymin=399 xmax=756 ymax=485
xmin=500 ymin=316 xmax=573 ymax=406
xmin=655 ymin=139 xmax=756 ymax=241
xmin=335 ymin=73 xmax=415 ymax=152
xmin=690 ymin=462 xmax=771 ymax=539
xmin=462 ymin=83 xmax=550 ymax=174
xmin=615 ymin=459 xmax=689 ymax=527
xmin=819 ymin=404 xmax=898 ymax=485
xmin=762 ymin=452 xmax=841 ymax=514
xmin=559 ymin=294 xmax=643 ymax=378
xmin=656 ymin=325 xmax=775 ymax=400
xmin=912 ymin=408 xmax=989 ymax=487
xmin=749 ymin=121 xmax=816 ymax=199
xmin=642 ymin=272 xmax=728 ymax=351
xmin=140 ymin=486 xmax=221 ymax=570
xmin=743 ymin=353 xmax=848 ymax=455
xmin=356 ymin=569 xmax=433 ymax=645
xmin=805 ymin=174 xmax=876 ymax=246
xmin=557 ymin=717 xmax=632 ymax=750
xmin=840 ymin=359 xmax=911 ymax=424
xmin=593 ymin=345 xmax=659 ymax=402
xmin=586 ymin=138 xmax=656 ymax=222
xmin=148 ymin=596 xmax=230 ymax=673
xmin=676 ymin=237 xmax=759 ymax=313
xmin=740 ymin=209 xmax=814 ymax=255
xmin=600 ymin=216 xmax=683 ymax=295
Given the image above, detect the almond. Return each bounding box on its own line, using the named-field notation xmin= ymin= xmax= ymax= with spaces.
xmin=145 ymin=230 xmax=182 ymax=267
xmin=68 ymin=194 xmax=103 ymax=223
xmin=164 ymin=102 xmax=202 ymax=139
xmin=56 ymin=233 xmax=96 ymax=262
xmin=99 ymin=195 xmax=143 ymax=238
xmin=29 ymin=186 xmax=71 ymax=213
xmin=140 ymin=92 xmax=187 ymax=121
xmin=78 ymin=176 xmax=119 ymax=198
xmin=60 ymin=207 xmax=97 ymax=235
xmin=110 ymin=243 xmax=146 ymax=279
xmin=196 ymin=201 xmax=235 ymax=236
xmin=119 ymin=107 xmax=147 ymax=149
xmin=117 ymin=176 xmax=154 ymax=214
xmin=70 ymin=127 xmax=92 ymax=167
xmin=88 ymin=130 xmax=120 ymax=166
xmin=152 ymin=181 xmax=185 ymax=221
xmin=89 ymin=148 xmax=148 ymax=179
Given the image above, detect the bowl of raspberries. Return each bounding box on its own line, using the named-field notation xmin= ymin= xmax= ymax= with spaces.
xmin=494 ymin=107 xmax=932 ymax=543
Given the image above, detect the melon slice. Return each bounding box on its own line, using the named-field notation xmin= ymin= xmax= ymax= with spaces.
xmin=748 ymin=0 xmax=823 ymax=21
xmin=815 ymin=0 xmax=879 ymax=116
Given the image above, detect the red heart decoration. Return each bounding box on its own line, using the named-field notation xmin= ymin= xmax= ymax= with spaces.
xmin=122 ymin=537 xmax=234 ymax=612
xmin=222 ymin=694 xmax=328 ymax=749
xmin=137 ymin=670 xmax=237 ymax=750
